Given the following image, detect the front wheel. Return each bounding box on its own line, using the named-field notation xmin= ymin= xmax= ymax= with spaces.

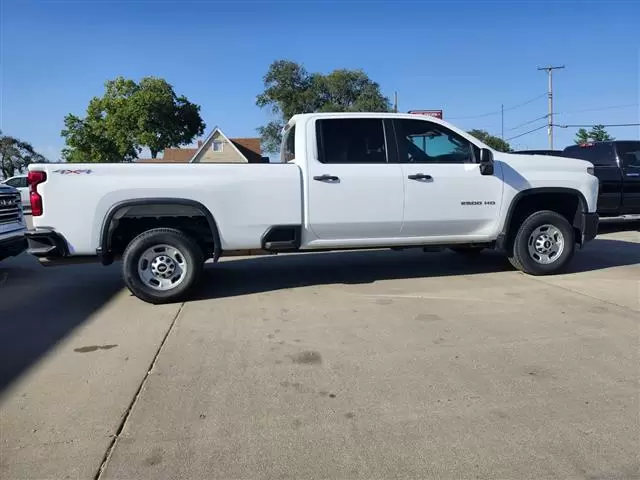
xmin=122 ymin=228 xmax=204 ymax=304
xmin=508 ymin=210 xmax=575 ymax=275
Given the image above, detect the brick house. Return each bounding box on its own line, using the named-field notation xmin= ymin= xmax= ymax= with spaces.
xmin=137 ymin=127 xmax=268 ymax=163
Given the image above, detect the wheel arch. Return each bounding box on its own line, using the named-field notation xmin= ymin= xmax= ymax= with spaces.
xmin=497 ymin=187 xmax=589 ymax=252
xmin=98 ymin=198 xmax=222 ymax=265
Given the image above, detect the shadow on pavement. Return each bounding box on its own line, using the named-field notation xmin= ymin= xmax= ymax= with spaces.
xmin=195 ymin=236 xmax=639 ymax=301
xmin=598 ymin=219 xmax=640 ymax=234
xmin=0 ymin=254 xmax=122 ymax=396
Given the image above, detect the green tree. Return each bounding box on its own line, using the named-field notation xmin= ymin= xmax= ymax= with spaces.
xmin=574 ymin=128 xmax=590 ymax=144
xmin=588 ymin=125 xmax=614 ymax=142
xmin=467 ymin=129 xmax=512 ymax=152
xmin=574 ymin=125 xmax=614 ymax=144
xmin=256 ymin=60 xmax=390 ymax=152
xmin=0 ymin=131 xmax=47 ymax=178
xmin=62 ymin=76 xmax=206 ymax=162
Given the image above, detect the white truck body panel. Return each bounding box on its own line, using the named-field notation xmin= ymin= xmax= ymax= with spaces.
xmin=29 ymin=112 xmax=598 ymax=258
xmin=35 ymin=164 xmax=302 ymax=254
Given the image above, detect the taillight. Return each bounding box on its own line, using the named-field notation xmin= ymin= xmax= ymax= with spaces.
xmin=28 ymin=170 xmax=47 ymax=216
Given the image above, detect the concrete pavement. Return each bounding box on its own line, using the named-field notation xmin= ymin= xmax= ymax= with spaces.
xmin=1 ymin=224 xmax=639 ymax=479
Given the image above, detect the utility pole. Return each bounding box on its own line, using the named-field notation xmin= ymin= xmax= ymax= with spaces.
xmin=537 ymin=65 xmax=564 ymax=149
xmin=393 ymin=92 xmax=398 ymax=113
xmin=501 ymin=104 xmax=504 ymax=139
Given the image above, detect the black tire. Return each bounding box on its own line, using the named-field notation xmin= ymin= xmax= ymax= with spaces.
xmin=122 ymin=228 xmax=204 ymax=304
xmin=450 ymin=246 xmax=485 ymax=255
xmin=508 ymin=210 xmax=575 ymax=275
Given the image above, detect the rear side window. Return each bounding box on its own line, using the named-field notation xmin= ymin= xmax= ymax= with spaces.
xmin=281 ymin=124 xmax=295 ymax=163
xmin=317 ymin=118 xmax=387 ymax=164
xmin=615 ymin=141 xmax=640 ymax=168
xmin=563 ymin=144 xmax=616 ymax=166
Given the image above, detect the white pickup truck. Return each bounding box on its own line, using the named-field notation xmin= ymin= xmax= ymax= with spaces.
xmin=26 ymin=112 xmax=599 ymax=303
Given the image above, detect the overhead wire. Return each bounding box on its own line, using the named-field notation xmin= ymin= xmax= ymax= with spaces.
xmin=555 ymin=104 xmax=639 ymax=116
xmin=554 ymin=123 xmax=640 ymax=128
xmin=507 ymin=114 xmax=549 ymax=132
xmin=448 ymin=93 xmax=546 ymax=120
xmin=506 ymin=124 xmax=548 ymax=141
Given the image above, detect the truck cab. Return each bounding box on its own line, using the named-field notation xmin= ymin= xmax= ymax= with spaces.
xmin=562 ymin=141 xmax=640 ymax=217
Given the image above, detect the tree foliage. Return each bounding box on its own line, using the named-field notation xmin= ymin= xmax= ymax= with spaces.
xmin=62 ymin=76 xmax=206 ymax=162
xmin=0 ymin=131 xmax=47 ymax=179
xmin=467 ymin=129 xmax=512 ymax=152
xmin=256 ymin=60 xmax=391 ymax=152
xmin=574 ymin=125 xmax=614 ymax=144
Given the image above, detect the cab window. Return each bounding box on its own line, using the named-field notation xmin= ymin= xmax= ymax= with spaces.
xmin=281 ymin=124 xmax=296 ymax=163
xmin=562 ymin=144 xmax=616 ymax=166
xmin=317 ymin=118 xmax=387 ymax=164
xmin=395 ymin=119 xmax=475 ymax=164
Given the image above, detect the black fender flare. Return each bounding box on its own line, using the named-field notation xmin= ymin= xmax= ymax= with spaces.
xmin=97 ymin=198 xmax=222 ymax=265
xmin=497 ymin=187 xmax=590 ymax=251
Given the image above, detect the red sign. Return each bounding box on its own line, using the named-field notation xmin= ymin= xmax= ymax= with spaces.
xmin=408 ymin=110 xmax=443 ymax=119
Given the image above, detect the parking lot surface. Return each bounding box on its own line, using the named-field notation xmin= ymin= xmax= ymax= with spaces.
xmin=1 ymin=223 xmax=639 ymax=479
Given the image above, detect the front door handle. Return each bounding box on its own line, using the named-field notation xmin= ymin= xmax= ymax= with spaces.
xmin=407 ymin=173 xmax=433 ymax=181
xmin=626 ymin=173 xmax=640 ymax=177
xmin=313 ymin=174 xmax=340 ymax=182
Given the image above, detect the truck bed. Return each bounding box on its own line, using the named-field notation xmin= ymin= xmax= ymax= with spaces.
xmin=33 ymin=163 xmax=302 ymax=255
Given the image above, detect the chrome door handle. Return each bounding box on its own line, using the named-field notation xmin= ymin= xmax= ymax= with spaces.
xmin=626 ymin=173 xmax=640 ymax=177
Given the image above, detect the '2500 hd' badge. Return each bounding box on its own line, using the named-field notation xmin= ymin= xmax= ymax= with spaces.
xmin=461 ymin=201 xmax=496 ymax=206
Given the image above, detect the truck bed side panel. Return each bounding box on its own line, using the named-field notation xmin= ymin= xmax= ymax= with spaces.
xmin=30 ymin=163 xmax=302 ymax=255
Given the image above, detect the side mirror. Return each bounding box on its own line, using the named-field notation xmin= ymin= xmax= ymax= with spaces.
xmin=479 ymin=148 xmax=494 ymax=176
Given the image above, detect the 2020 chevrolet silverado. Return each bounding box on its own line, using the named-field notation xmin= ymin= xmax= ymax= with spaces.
xmin=26 ymin=113 xmax=599 ymax=303
xmin=0 ymin=184 xmax=27 ymax=262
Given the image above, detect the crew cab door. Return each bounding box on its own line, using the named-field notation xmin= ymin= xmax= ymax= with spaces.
xmin=616 ymin=141 xmax=640 ymax=214
xmin=393 ymin=118 xmax=503 ymax=238
xmin=306 ymin=118 xmax=404 ymax=241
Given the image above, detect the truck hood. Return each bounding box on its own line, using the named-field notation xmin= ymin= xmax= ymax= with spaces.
xmin=0 ymin=184 xmax=18 ymax=194
xmin=498 ymin=152 xmax=593 ymax=173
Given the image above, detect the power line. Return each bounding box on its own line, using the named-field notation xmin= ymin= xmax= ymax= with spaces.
xmin=555 ymin=104 xmax=639 ymax=116
xmin=554 ymin=123 xmax=640 ymax=128
xmin=506 ymin=124 xmax=548 ymax=141
xmin=507 ymin=114 xmax=549 ymax=132
xmin=448 ymin=93 xmax=546 ymax=120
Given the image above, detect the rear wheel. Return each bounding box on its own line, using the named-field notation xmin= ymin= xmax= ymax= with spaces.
xmin=508 ymin=210 xmax=575 ymax=275
xmin=122 ymin=228 xmax=204 ymax=304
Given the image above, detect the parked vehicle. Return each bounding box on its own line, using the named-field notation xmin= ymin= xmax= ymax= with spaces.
xmin=1 ymin=174 xmax=29 ymax=211
xmin=562 ymin=141 xmax=640 ymax=217
xmin=0 ymin=184 xmax=27 ymax=262
xmin=512 ymin=149 xmax=563 ymax=156
xmin=26 ymin=113 xmax=599 ymax=303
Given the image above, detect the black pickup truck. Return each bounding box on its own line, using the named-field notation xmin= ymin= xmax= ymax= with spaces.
xmin=562 ymin=141 xmax=640 ymax=217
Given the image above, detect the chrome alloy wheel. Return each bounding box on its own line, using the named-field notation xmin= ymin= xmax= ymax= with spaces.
xmin=527 ymin=224 xmax=565 ymax=265
xmin=137 ymin=244 xmax=188 ymax=291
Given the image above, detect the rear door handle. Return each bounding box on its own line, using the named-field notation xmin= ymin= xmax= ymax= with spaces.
xmin=313 ymin=174 xmax=339 ymax=182
xmin=407 ymin=173 xmax=432 ymax=181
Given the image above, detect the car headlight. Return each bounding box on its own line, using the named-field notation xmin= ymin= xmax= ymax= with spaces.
xmin=587 ymin=166 xmax=595 ymax=176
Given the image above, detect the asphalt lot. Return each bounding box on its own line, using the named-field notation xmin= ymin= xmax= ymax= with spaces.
xmin=1 ymin=221 xmax=639 ymax=479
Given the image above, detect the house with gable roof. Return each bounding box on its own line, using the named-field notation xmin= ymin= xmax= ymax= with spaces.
xmin=137 ymin=127 xmax=268 ymax=163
